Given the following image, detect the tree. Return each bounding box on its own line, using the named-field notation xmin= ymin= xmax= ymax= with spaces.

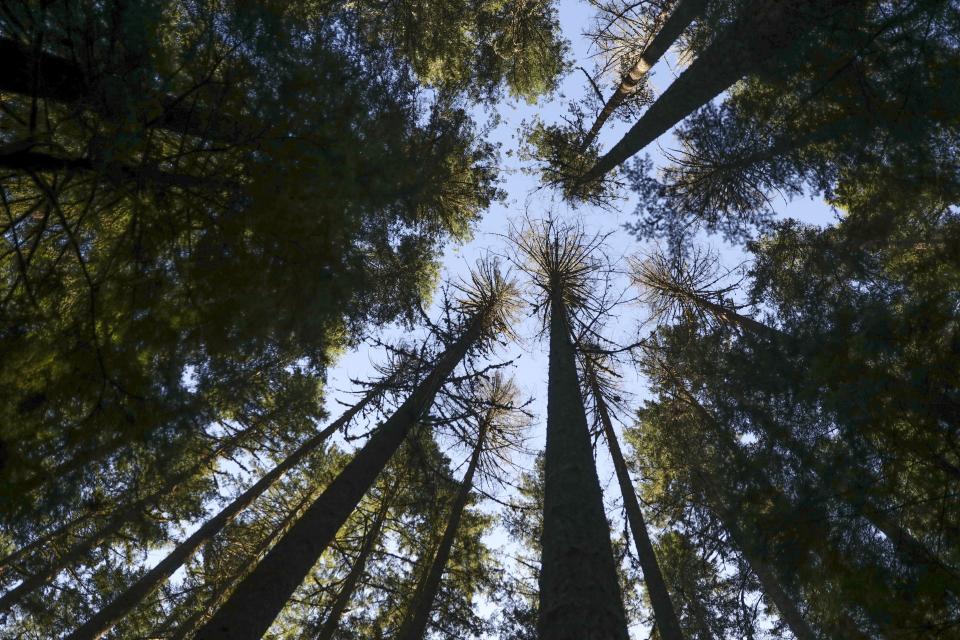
xmin=579 ymin=348 xmax=685 ymax=640
xmin=396 ymin=373 xmax=527 ymax=640
xmin=580 ymin=0 xmax=708 ymax=150
xmin=512 ymin=220 xmax=630 ymax=640
xmin=192 ymin=261 xmax=520 ymax=640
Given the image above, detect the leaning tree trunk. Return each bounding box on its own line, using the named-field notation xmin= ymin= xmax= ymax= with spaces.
xmin=581 ymin=0 xmax=862 ymax=184
xmin=62 ymin=385 xmax=380 ymax=640
xmin=0 ymin=418 xmax=267 ymax=613
xmin=538 ymin=297 xmax=630 ymax=640
xmin=589 ymin=377 xmax=685 ymax=640
xmin=669 ymin=377 xmax=885 ymax=640
xmin=315 ymin=482 xmax=395 ymax=640
xmin=396 ymin=418 xmax=488 ymax=640
xmin=192 ymin=314 xmax=488 ymax=640
xmin=163 ymin=484 xmax=319 ymax=640
xmin=581 ymin=0 xmax=707 ymax=149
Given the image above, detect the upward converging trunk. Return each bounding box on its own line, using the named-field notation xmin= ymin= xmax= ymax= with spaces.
xmin=192 ymin=315 xmax=487 ymax=640
xmin=0 ymin=419 xmax=266 ymax=614
xmin=538 ymin=297 xmax=630 ymax=640
xmin=581 ymin=0 xmax=861 ymax=184
xmin=667 ymin=377 xmax=883 ymax=639
xmin=165 ymin=485 xmax=319 ymax=640
xmin=316 ymin=483 xmax=395 ymax=640
xmin=581 ymin=0 xmax=707 ymax=150
xmin=588 ymin=376 xmax=685 ymax=640
xmin=63 ymin=385 xmax=380 ymax=640
xmin=396 ymin=418 xmax=488 ymax=640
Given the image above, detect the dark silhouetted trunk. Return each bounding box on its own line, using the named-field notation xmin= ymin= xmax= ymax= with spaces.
xmin=590 ymin=378 xmax=685 ymax=640
xmin=62 ymin=389 xmax=377 ymax=640
xmin=582 ymin=0 xmax=861 ymax=184
xmin=396 ymin=419 xmax=488 ymax=640
xmin=316 ymin=485 xmax=395 ymax=640
xmin=538 ymin=297 xmax=630 ymax=640
xmin=0 ymin=419 xmax=266 ymax=614
xmin=192 ymin=317 xmax=486 ymax=640
xmin=581 ymin=0 xmax=707 ymax=149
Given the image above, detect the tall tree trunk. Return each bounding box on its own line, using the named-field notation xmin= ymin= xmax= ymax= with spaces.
xmin=315 ymin=483 xmax=395 ymax=640
xmin=538 ymin=297 xmax=630 ymax=640
xmin=0 ymin=37 xmax=247 ymax=142
xmin=61 ymin=387 xmax=378 ymax=640
xmin=396 ymin=418 xmax=488 ymax=640
xmin=581 ymin=0 xmax=707 ymax=149
xmin=589 ymin=377 xmax=685 ymax=640
xmin=1 ymin=419 xmax=267 ymax=579
xmin=193 ymin=316 xmax=487 ymax=640
xmin=581 ymin=0 xmax=861 ymax=184
xmin=665 ymin=373 xmax=884 ymax=639
xmin=0 ymin=419 xmax=266 ymax=612
xmin=165 ymin=483 xmax=320 ymax=640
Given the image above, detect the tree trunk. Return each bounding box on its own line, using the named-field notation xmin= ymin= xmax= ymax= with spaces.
xmin=581 ymin=0 xmax=861 ymax=184
xmin=62 ymin=388 xmax=377 ymax=640
xmin=396 ymin=419 xmax=487 ymax=640
xmin=538 ymin=297 xmax=630 ymax=640
xmin=666 ymin=376 xmax=880 ymax=640
xmin=0 ymin=37 xmax=248 ymax=143
xmin=192 ymin=317 xmax=485 ymax=640
xmin=581 ymin=0 xmax=707 ymax=149
xmin=166 ymin=484 xmax=320 ymax=640
xmin=590 ymin=379 xmax=685 ymax=640
xmin=315 ymin=484 xmax=394 ymax=640
xmin=0 ymin=420 xmax=266 ymax=612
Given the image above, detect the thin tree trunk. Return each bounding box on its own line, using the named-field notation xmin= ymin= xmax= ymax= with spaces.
xmin=315 ymin=484 xmax=395 ymax=640
xmin=396 ymin=419 xmax=487 ymax=640
xmin=0 ymin=37 xmax=247 ymax=142
xmin=192 ymin=316 xmax=486 ymax=640
xmin=0 ymin=420 xmax=265 ymax=612
xmin=62 ymin=388 xmax=377 ymax=640
xmin=538 ymin=297 xmax=630 ymax=640
xmin=665 ymin=374 xmax=881 ymax=639
xmin=581 ymin=0 xmax=860 ymax=184
xmin=590 ymin=378 xmax=685 ymax=640
xmin=581 ymin=0 xmax=707 ymax=150
xmin=166 ymin=483 xmax=320 ymax=640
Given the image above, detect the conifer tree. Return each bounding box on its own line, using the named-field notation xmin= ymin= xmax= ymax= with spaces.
xmin=512 ymin=220 xmax=630 ymax=640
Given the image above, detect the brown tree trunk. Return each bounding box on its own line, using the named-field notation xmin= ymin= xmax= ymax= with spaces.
xmin=396 ymin=419 xmax=487 ymax=640
xmin=538 ymin=297 xmax=630 ymax=640
xmin=581 ymin=0 xmax=707 ymax=149
xmin=62 ymin=388 xmax=376 ymax=640
xmin=590 ymin=378 xmax=685 ymax=640
xmin=582 ymin=0 xmax=861 ymax=184
xmin=315 ymin=484 xmax=394 ymax=640
xmin=192 ymin=317 xmax=485 ymax=640
xmin=166 ymin=485 xmax=319 ymax=640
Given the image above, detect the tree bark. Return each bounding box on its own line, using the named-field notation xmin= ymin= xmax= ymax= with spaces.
xmin=581 ymin=0 xmax=861 ymax=184
xmin=315 ymin=484 xmax=393 ymax=640
xmin=538 ymin=297 xmax=630 ymax=640
xmin=61 ymin=388 xmax=376 ymax=640
xmin=581 ymin=0 xmax=707 ymax=150
xmin=590 ymin=378 xmax=685 ymax=640
xmin=167 ymin=484 xmax=319 ymax=640
xmin=396 ymin=418 xmax=487 ymax=640
xmin=192 ymin=317 xmax=485 ymax=640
